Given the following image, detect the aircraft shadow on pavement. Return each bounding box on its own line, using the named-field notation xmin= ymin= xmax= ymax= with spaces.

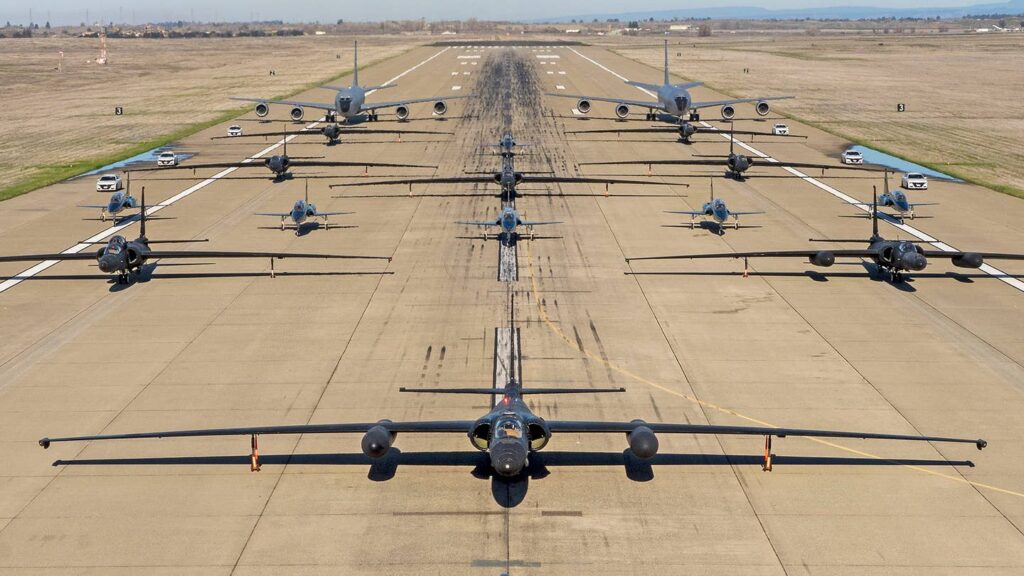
xmin=256 ymin=223 xmax=358 ymax=236
xmin=51 ymin=448 xmax=974 ymax=509
xmin=1 ymin=269 xmax=392 ymax=293
xmin=626 ymin=267 xmax=1023 ymax=291
xmin=661 ymin=222 xmax=763 ymax=234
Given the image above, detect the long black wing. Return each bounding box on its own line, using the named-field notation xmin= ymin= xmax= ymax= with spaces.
xmin=0 ymin=253 xmax=98 ymax=263
xmin=522 ymin=176 xmax=688 ymax=187
xmin=212 ymin=129 xmax=447 ymax=139
xmin=330 ymin=176 xmax=492 ymax=188
xmin=581 ymin=159 xmax=724 ymax=167
xmin=289 ymin=160 xmax=436 ymax=169
xmin=626 ymin=249 xmax=878 ymax=262
xmin=567 ymin=127 xmax=798 ymax=138
xmin=147 ymin=250 xmax=391 ymax=261
xmin=547 ymin=421 xmax=985 ymax=449
xmin=39 ymin=421 xmax=475 ymax=447
xmin=923 ymin=251 xmax=1024 ymax=261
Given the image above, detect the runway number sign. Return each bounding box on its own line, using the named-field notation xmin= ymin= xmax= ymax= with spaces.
xmin=897 ymin=103 xmax=906 ymax=112
xmin=114 ymin=106 xmax=123 ymax=116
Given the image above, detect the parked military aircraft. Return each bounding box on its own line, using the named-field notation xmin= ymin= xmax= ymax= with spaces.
xmin=256 ymin=181 xmax=352 ymax=234
xmin=566 ymin=122 xmax=804 ymax=144
xmin=457 ymin=206 xmax=560 ymax=243
xmin=131 ymin=137 xmax=435 ymax=181
xmin=581 ymin=128 xmax=881 ymax=180
xmin=212 ymin=124 xmax=448 ymax=146
xmin=38 ymin=289 xmax=986 ymax=477
xmin=850 ymin=172 xmax=937 ymax=221
xmin=670 ymin=180 xmax=763 ymax=233
xmin=232 ymin=41 xmax=468 ymax=123
xmin=547 ymin=40 xmax=792 ymax=121
xmin=0 ymin=188 xmax=390 ymax=284
xmin=80 ymin=190 xmax=137 ymax=223
xmin=626 ymin=188 xmax=1024 ymax=282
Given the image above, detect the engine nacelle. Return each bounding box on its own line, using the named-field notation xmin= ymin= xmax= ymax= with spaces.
xmin=469 ymin=420 xmax=490 ymax=450
xmin=720 ymin=105 xmax=736 ymax=120
xmin=289 ymin=107 xmax=304 ymax=121
xmin=254 ymin=102 xmax=270 ymax=117
xmin=809 ymin=251 xmax=836 ymax=267
xmin=755 ymin=100 xmax=771 ymax=116
xmin=627 ymin=420 xmax=659 ymax=459
xmin=432 ymin=100 xmax=448 ymax=115
xmin=95 ymin=248 xmax=106 ymax=259
xmin=395 ymin=105 xmax=410 ymax=121
xmin=576 ymin=98 xmax=591 ymax=114
xmin=126 ymin=248 xmax=145 ymax=268
xmin=361 ymin=422 xmax=396 ymax=459
xmin=952 ymin=252 xmax=983 ymax=269
xmin=526 ymin=420 xmax=551 ymax=451
xmin=615 ymin=104 xmax=630 ymax=119
xmin=679 ymin=122 xmax=698 ymax=139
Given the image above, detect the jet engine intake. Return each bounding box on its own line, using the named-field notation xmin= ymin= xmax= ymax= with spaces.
xmin=254 ymin=102 xmax=270 ymax=117
xmin=361 ymin=422 xmax=396 ymax=458
xmin=576 ymin=98 xmax=591 ymax=114
xmin=432 ymin=101 xmax=448 ymax=115
xmin=125 ymin=248 xmax=145 ymax=268
xmin=755 ymin=101 xmax=771 ymax=116
xmin=289 ymin=107 xmax=305 ymax=122
xmin=952 ymin=253 xmax=983 ymax=268
xmin=627 ymin=420 xmax=659 ymax=459
xmin=395 ymin=106 xmax=410 ymax=121
xmin=809 ymin=251 xmax=836 ymax=267
xmin=615 ymin=104 xmax=630 ymax=119
xmin=720 ymin=105 xmax=736 ymax=120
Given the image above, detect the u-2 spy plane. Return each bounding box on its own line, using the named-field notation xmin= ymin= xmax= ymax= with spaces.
xmin=38 ymin=295 xmax=986 ymax=482
xmin=232 ymin=41 xmax=467 ymax=123
xmin=671 ymin=180 xmax=763 ymax=233
xmin=256 ymin=181 xmax=351 ymax=234
xmin=213 ymin=124 xmax=448 ymax=146
xmin=581 ymin=128 xmax=881 ymax=181
xmin=566 ymin=123 xmax=804 ymax=145
xmin=80 ymin=189 xmax=137 ymax=223
xmin=626 ymin=187 xmax=1024 ymax=282
xmin=457 ymin=205 xmax=561 ymax=244
xmin=0 ymin=187 xmax=391 ymax=284
xmin=547 ymin=40 xmax=792 ymax=122
xmin=131 ymin=136 xmax=435 ymax=181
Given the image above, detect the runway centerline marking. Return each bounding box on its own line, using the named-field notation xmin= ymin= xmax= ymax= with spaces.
xmin=566 ymin=46 xmax=1023 ymax=293
xmin=0 ymin=46 xmax=451 ymax=294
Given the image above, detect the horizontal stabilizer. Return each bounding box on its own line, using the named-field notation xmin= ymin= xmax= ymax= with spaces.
xmin=399 ymin=387 xmax=626 ymax=394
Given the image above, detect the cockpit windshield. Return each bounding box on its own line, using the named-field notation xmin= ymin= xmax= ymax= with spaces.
xmin=494 ymin=415 xmax=523 ymax=440
xmin=106 ymin=237 xmax=125 ymax=255
xmin=293 ymin=201 xmax=304 ymax=211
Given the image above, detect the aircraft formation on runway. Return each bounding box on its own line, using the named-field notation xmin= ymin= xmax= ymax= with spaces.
xmin=12 ymin=40 xmax=1013 ymax=495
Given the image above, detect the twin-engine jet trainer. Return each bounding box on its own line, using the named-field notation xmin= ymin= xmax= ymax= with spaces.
xmin=212 ymin=124 xmax=447 ymax=146
xmin=80 ymin=189 xmax=137 ymax=223
xmin=457 ymin=206 xmax=561 ymax=243
xmin=850 ymin=172 xmax=937 ymax=221
xmin=547 ymin=40 xmax=792 ymax=121
xmin=581 ymin=130 xmax=881 ymax=181
xmin=256 ymin=181 xmax=351 ymax=235
xmin=132 ymin=137 xmax=435 ymax=181
xmin=627 ymin=188 xmax=1024 ymax=282
xmin=671 ymin=181 xmax=763 ymax=233
xmin=232 ymin=41 xmax=468 ymax=123
xmin=0 ymin=188 xmax=391 ymax=284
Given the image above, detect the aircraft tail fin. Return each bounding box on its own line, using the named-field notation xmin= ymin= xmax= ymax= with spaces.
xmin=139 ymin=185 xmax=147 ymax=239
xmin=352 ymin=40 xmax=358 ymax=86
xmin=663 ymin=39 xmax=670 ymax=85
xmin=872 ymin=184 xmax=879 ymax=238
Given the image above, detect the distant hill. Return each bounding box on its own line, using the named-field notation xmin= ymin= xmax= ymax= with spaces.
xmin=539 ymin=0 xmax=1024 ymax=22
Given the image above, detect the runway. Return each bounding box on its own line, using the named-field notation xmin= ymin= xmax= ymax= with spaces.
xmin=0 ymin=42 xmax=1022 ymax=575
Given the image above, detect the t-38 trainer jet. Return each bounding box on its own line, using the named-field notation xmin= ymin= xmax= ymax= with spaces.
xmin=670 ymin=180 xmax=763 ymax=233
xmin=79 ymin=189 xmax=137 ymax=223
xmin=256 ymin=180 xmax=352 ymax=234
xmin=457 ymin=206 xmax=561 ymax=244
xmin=0 ymin=188 xmax=390 ymax=284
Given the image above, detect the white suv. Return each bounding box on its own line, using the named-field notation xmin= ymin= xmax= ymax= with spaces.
xmin=227 ymin=125 xmax=243 ymax=137
xmin=156 ymin=151 xmax=178 ymax=166
xmin=901 ymin=172 xmax=928 ymax=190
xmin=772 ymin=123 xmax=789 ymax=136
xmin=841 ymin=149 xmax=864 ymax=164
xmin=95 ymin=174 xmax=122 ymax=191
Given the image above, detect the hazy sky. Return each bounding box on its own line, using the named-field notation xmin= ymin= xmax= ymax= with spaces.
xmin=1 ymin=0 xmax=996 ymax=26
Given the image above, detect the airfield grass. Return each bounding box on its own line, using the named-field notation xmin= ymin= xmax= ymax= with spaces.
xmin=604 ymin=33 xmax=1024 ymax=198
xmin=0 ymin=36 xmax=419 ymax=200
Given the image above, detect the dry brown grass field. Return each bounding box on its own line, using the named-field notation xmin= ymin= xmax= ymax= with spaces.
xmin=607 ymin=33 xmax=1024 ymax=196
xmin=0 ymin=35 xmax=418 ymax=196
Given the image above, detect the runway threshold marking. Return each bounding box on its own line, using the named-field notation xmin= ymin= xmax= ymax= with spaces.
xmin=523 ymin=241 xmax=1024 ymax=499
xmin=557 ymin=49 xmax=1024 ymax=498
xmin=0 ymin=46 xmax=452 ymax=295
xmin=566 ymin=47 xmax=1024 ymax=294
